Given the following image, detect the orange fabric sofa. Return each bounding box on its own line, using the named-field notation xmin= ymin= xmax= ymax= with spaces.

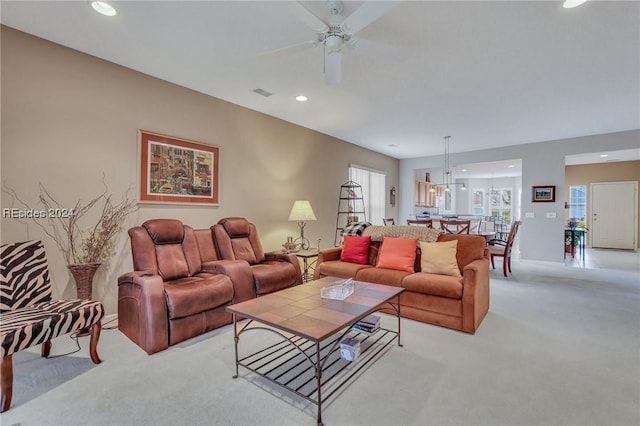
xmin=314 ymin=231 xmax=490 ymax=334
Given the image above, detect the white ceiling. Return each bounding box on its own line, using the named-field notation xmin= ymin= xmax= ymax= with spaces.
xmin=2 ymin=0 xmax=639 ymax=160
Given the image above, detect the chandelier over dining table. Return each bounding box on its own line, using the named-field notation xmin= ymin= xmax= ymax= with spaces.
xmin=429 ymin=136 xmax=467 ymax=193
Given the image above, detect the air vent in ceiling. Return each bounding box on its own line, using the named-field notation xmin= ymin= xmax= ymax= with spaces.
xmin=252 ymin=88 xmax=272 ymax=97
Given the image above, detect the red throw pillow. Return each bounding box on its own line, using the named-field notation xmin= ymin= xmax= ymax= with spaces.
xmin=341 ymin=236 xmax=371 ymax=265
xmin=376 ymin=237 xmax=418 ymax=273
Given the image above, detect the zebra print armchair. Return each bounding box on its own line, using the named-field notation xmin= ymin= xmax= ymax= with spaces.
xmin=0 ymin=240 xmax=104 ymax=412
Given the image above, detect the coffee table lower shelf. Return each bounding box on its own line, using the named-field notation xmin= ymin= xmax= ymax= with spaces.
xmin=233 ymin=322 xmax=400 ymax=425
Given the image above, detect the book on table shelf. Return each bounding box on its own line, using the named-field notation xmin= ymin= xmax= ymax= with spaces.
xmin=353 ymin=323 xmax=380 ymax=334
xmin=353 ymin=314 xmax=381 ymax=334
xmin=357 ymin=314 xmax=380 ymax=328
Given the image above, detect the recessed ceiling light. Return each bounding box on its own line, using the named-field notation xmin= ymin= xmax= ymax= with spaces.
xmin=508 ymin=165 xmax=515 ymax=168
xmin=563 ymin=0 xmax=588 ymax=8
xmin=599 ymin=154 xmax=609 ymax=158
xmin=295 ymin=95 xmax=308 ymax=102
xmin=91 ymin=1 xmax=117 ymax=16
xmin=461 ymin=169 xmax=468 ymax=172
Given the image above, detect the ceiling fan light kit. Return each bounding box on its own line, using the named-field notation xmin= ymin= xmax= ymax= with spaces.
xmin=266 ymin=1 xmax=399 ymax=85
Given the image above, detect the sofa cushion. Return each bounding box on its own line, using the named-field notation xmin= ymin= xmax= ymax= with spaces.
xmin=230 ymin=238 xmax=259 ymax=265
xmin=437 ymin=234 xmax=487 ymax=270
xmin=155 ymin=244 xmax=190 ymax=281
xmin=342 ymin=221 xmax=371 ymax=237
xmin=0 ymin=299 xmax=104 ymax=358
xmin=341 ymin=236 xmax=371 ymax=264
xmin=164 ymin=274 xmax=233 ymax=319
xmin=251 ymin=261 xmax=298 ymax=295
xmin=219 ymin=217 xmax=251 ymax=237
xmin=376 ymin=237 xmax=418 ymax=273
xmin=402 ymin=272 xmax=463 ymax=299
xmin=419 ymin=240 xmax=462 ymax=277
xmin=317 ymin=260 xmax=373 ymax=279
xmin=355 ymin=267 xmax=409 ymax=288
xmin=143 ymin=219 xmax=184 ymax=244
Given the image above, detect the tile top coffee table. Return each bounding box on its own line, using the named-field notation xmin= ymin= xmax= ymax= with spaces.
xmin=226 ymin=276 xmax=404 ymax=426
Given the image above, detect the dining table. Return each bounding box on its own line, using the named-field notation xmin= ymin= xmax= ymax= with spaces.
xmin=472 ymin=231 xmax=497 ymax=244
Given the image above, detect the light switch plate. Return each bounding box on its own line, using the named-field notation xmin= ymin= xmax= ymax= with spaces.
xmin=525 ymin=212 xmax=534 ymax=218
xmin=546 ymin=212 xmax=556 ymax=219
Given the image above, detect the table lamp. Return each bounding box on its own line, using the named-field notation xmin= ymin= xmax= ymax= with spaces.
xmin=288 ymin=200 xmax=317 ymax=250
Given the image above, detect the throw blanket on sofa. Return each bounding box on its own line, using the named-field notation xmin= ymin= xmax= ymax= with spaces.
xmin=363 ymin=225 xmax=441 ymax=243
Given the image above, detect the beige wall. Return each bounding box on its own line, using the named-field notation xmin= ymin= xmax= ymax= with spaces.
xmin=0 ymin=27 xmax=399 ymax=314
xmin=565 ymin=161 xmax=640 ymax=247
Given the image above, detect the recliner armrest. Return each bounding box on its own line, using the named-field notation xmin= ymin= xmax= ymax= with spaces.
xmin=117 ymin=271 xmax=163 ymax=287
xmin=201 ymin=260 xmax=255 ymax=303
xmin=264 ymin=252 xmax=296 ymax=263
xmin=264 ymin=252 xmax=303 ymax=285
xmin=117 ymin=271 xmax=168 ymax=355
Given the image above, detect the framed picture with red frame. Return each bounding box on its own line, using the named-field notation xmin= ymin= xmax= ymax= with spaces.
xmin=138 ymin=130 xmax=219 ymax=205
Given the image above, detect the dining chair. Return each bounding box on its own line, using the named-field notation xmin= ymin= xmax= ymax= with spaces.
xmin=383 ymin=218 xmax=395 ymax=226
xmin=407 ymin=219 xmax=433 ymax=228
xmin=440 ymin=219 xmax=471 ymax=234
xmin=489 ymin=220 xmax=522 ymax=277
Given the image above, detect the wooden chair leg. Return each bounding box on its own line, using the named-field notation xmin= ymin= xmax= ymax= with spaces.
xmin=503 ymin=256 xmax=508 ymax=277
xmin=89 ymin=322 xmax=102 ymax=364
xmin=41 ymin=341 xmax=52 ymax=358
xmin=1 ymin=354 xmax=13 ymax=413
xmin=490 ymin=254 xmax=496 ymax=269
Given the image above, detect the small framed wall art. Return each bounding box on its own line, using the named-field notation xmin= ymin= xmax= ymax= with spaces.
xmin=138 ymin=130 xmax=219 ymax=205
xmin=531 ymin=185 xmax=555 ymax=203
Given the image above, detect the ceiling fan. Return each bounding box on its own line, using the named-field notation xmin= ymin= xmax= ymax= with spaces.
xmin=263 ymin=1 xmax=400 ymax=85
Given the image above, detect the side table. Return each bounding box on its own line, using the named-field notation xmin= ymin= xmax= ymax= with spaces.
xmin=295 ymin=250 xmax=319 ymax=282
xmin=564 ymin=227 xmax=586 ymax=259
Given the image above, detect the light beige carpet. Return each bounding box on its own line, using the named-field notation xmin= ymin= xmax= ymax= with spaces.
xmin=2 ymin=253 xmax=639 ymax=426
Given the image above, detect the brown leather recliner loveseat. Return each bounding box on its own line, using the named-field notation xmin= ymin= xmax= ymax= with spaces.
xmin=118 ymin=219 xmax=249 ymax=354
xmin=118 ymin=218 xmax=302 ymax=354
xmin=314 ymin=226 xmax=490 ymax=334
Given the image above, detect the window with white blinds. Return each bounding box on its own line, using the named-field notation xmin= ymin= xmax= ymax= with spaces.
xmin=349 ymin=165 xmax=386 ymax=226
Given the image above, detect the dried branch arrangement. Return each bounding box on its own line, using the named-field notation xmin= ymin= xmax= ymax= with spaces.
xmin=3 ymin=179 xmax=137 ymax=265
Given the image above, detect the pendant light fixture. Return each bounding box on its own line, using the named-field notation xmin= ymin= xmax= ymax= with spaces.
xmin=429 ymin=136 xmax=467 ymax=192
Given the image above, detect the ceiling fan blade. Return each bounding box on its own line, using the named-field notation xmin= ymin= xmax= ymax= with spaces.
xmin=291 ymin=1 xmax=329 ymax=33
xmin=342 ymin=2 xmax=398 ymax=35
xmin=347 ymin=38 xmax=410 ymax=62
xmin=259 ymin=40 xmax=318 ymax=58
xmin=324 ymin=47 xmax=342 ymax=85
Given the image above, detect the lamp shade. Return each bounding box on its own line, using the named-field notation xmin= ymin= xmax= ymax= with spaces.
xmin=288 ymin=200 xmax=317 ymax=221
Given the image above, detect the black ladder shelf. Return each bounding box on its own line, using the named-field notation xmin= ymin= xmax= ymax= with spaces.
xmin=334 ymin=181 xmax=366 ymax=246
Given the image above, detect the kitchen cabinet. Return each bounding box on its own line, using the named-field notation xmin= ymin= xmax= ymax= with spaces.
xmin=415 ymin=181 xmax=444 ymax=207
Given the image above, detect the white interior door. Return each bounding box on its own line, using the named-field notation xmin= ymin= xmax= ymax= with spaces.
xmin=591 ymin=182 xmax=637 ymax=249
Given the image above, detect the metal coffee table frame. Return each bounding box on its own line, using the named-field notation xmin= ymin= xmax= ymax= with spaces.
xmin=228 ymin=281 xmax=403 ymax=426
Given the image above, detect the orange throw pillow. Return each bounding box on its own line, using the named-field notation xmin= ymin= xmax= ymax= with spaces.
xmin=376 ymin=237 xmax=418 ymax=273
xmin=341 ymin=236 xmax=371 ymax=264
